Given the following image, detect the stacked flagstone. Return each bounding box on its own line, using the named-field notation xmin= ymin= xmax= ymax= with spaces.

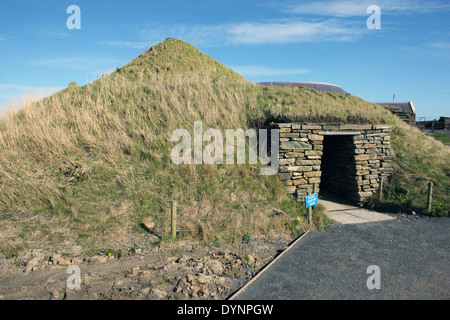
xmin=273 ymin=123 xmax=393 ymax=204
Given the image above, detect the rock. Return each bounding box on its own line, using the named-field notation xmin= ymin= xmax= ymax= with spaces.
xmin=194 ymin=262 xmax=204 ymax=272
xmin=50 ymin=291 xmax=60 ymax=300
xmin=280 ymin=141 xmax=311 ymax=150
xmin=284 ymin=186 xmax=296 ymax=195
xmin=49 ymin=254 xmax=71 ymax=266
xmin=177 ymin=256 xmax=190 ymax=264
xmin=186 ymin=274 xmax=195 ymax=283
xmin=206 ymin=259 xmax=223 ymax=276
xmin=141 ymin=287 xmax=150 ymax=294
xmin=25 ymin=257 xmax=41 ymax=273
xmin=189 ymin=285 xmax=200 ymax=297
xmin=197 ymin=275 xmax=212 ymax=285
xmin=139 ymin=270 xmax=152 ymax=279
xmin=132 ymin=266 xmax=141 ymax=275
xmin=142 ymin=216 xmax=155 ymax=230
xmin=151 ymin=289 xmax=166 ymax=299
xmin=214 ymin=277 xmax=227 ymax=288
xmin=148 ymin=235 xmax=160 ymax=243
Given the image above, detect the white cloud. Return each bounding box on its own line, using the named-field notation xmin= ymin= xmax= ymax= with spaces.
xmin=100 ymin=1 xmax=450 ymax=49
xmin=230 ymin=65 xmax=310 ymax=77
xmin=44 ymin=31 xmax=72 ymax=40
xmin=280 ymin=0 xmax=450 ymax=17
xmin=227 ymin=19 xmax=363 ymax=44
xmin=0 ymin=83 xmax=63 ymax=96
xmin=428 ymin=41 xmax=450 ymax=49
xmin=30 ymin=57 xmax=85 ymax=66
xmin=138 ymin=24 xmax=229 ymax=47
xmin=29 ymin=57 xmax=124 ymax=70
xmin=101 ymin=40 xmax=154 ymax=49
xmin=105 ymin=18 xmax=364 ymax=49
xmin=0 ymin=84 xmax=64 ymax=112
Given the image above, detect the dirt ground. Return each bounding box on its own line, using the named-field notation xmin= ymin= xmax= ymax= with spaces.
xmin=0 ymin=233 xmax=296 ymax=300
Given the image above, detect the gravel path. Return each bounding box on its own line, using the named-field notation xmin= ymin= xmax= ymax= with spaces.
xmin=233 ymin=215 xmax=450 ymax=300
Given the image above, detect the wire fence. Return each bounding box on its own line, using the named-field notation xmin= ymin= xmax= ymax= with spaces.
xmin=150 ymin=200 xmax=307 ymax=238
xmin=2 ymin=180 xmax=448 ymax=255
xmin=2 ymin=199 xmax=309 ymax=255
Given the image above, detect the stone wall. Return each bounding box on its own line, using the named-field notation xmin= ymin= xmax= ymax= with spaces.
xmin=273 ymin=123 xmax=393 ymax=204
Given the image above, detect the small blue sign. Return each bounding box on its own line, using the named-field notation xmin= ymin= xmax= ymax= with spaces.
xmin=305 ymin=193 xmax=318 ymax=208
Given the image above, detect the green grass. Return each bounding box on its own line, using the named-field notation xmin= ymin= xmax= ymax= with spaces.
xmin=431 ymin=132 xmax=450 ymax=144
xmin=365 ymin=125 xmax=449 ymax=216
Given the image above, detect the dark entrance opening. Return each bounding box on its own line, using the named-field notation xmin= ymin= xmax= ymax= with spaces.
xmin=319 ymin=134 xmax=359 ymax=202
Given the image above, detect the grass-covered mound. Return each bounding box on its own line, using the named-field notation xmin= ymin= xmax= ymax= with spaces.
xmin=0 ymin=38 xmax=448 ymax=256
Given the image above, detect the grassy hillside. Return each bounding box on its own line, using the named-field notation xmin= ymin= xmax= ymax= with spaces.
xmin=0 ymin=38 xmax=448 ymax=256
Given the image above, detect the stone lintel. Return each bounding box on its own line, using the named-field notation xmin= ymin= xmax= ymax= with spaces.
xmin=318 ymin=131 xmax=361 ymax=136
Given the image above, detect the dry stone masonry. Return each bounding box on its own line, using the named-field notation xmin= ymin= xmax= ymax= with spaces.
xmin=272 ymin=123 xmax=393 ymax=204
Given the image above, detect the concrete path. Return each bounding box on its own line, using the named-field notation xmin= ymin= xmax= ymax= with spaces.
xmin=230 ymin=216 xmax=450 ymax=300
xmin=319 ymin=192 xmax=395 ymax=224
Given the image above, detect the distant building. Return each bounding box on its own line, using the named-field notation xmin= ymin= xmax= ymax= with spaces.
xmin=375 ymin=101 xmax=416 ymax=125
xmin=438 ymin=117 xmax=450 ymax=129
xmin=258 ymin=82 xmax=347 ymax=95
xmin=420 ymin=117 xmax=450 ymax=130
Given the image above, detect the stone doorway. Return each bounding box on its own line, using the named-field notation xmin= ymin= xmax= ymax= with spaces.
xmin=275 ymin=123 xmax=393 ymax=205
xmin=319 ymin=134 xmax=359 ymax=202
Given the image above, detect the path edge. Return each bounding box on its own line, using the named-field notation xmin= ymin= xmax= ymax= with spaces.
xmin=227 ymin=229 xmax=311 ymax=300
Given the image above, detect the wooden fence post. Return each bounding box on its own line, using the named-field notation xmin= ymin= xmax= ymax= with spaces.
xmin=378 ymin=176 xmax=384 ymax=202
xmin=171 ymin=200 xmax=177 ymax=240
xmin=426 ymin=182 xmax=433 ymax=213
xmin=307 ymin=205 xmax=312 ymax=227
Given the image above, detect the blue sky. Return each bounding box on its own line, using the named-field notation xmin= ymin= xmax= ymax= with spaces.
xmin=1 ymin=0 xmax=449 ymax=120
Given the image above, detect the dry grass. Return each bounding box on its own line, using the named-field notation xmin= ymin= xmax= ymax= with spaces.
xmin=0 ymin=38 xmax=448 ymax=255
